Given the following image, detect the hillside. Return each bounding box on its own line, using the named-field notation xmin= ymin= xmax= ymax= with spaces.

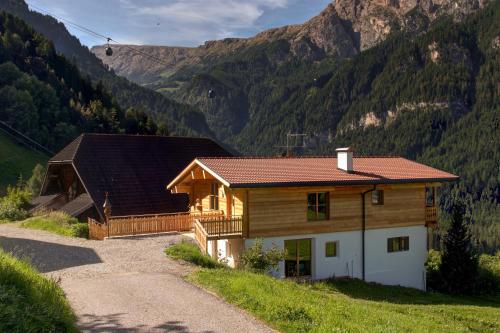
xmin=0 ymin=0 xmax=213 ymax=137
xmin=0 ymin=131 xmax=47 ymax=194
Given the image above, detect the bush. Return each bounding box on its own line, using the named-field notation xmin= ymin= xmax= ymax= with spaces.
xmin=165 ymin=241 xmax=224 ymax=268
xmin=26 ymin=164 xmax=46 ymax=196
xmin=240 ymin=238 xmax=285 ymax=272
xmin=0 ymin=186 xmax=32 ymax=221
xmin=70 ymin=223 xmax=89 ymax=238
xmin=476 ymin=252 xmax=500 ymax=294
xmin=0 ymin=249 xmax=77 ymax=332
xmin=426 ymin=250 xmax=500 ymax=295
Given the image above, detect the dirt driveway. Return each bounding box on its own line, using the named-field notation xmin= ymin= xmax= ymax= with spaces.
xmin=0 ymin=224 xmax=273 ymax=333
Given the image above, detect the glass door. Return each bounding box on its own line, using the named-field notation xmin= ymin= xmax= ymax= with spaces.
xmin=284 ymin=239 xmax=312 ymax=277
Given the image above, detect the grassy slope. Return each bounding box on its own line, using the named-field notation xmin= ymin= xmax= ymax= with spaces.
xmin=0 ymin=132 xmax=47 ymax=194
xmin=0 ymin=249 xmax=77 ymax=332
xmin=191 ymin=269 xmax=499 ymax=333
xmin=19 ymin=212 xmax=89 ymax=238
xmin=166 ymin=242 xmax=499 ymax=333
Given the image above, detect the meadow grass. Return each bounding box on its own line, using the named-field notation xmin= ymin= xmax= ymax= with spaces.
xmin=0 ymin=131 xmax=47 ymax=194
xmin=167 ymin=242 xmax=500 ymax=332
xmin=19 ymin=211 xmax=89 ymax=238
xmin=190 ymin=269 xmax=499 ymax=333
xmin=0 ymin=249 xmax=77 ymax=332
xmin=165 ymin=241 xmax=224 ymax=268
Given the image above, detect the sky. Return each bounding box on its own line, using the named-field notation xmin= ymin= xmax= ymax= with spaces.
xmin=26 ymin=0 xmax=332 ymax=47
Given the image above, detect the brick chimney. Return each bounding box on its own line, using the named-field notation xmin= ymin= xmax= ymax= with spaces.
xmin=336 ymin=147 xmax=353 ymax=173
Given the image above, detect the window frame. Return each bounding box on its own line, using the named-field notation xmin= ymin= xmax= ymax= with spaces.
xmin=209 ymin=182 xmax=219 ymax=211
xmin=425 ymin=186 xmax=436 ymax=207
xmin=371 ymin=190 xmax=384 ymax=205
xmin=325 ymin=241 xmax=339 ymax=258
xmin=387 ymin=236 xmax=410 ymax=253
xmin=284 ymin=238 xmax=312 ymax=277
xmin=307 ymin=192 xmax=330 ymax=221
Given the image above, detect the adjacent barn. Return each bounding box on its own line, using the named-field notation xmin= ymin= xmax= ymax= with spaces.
xmin=34 ymin=134 xmax=231 ymax=221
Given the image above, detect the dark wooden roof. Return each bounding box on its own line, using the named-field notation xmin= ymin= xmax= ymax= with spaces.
xmin=49 ymin=134 xmax=231 ymax=218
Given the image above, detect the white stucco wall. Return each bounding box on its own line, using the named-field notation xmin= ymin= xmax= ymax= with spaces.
xmin=245 ymin=231 xmax=363 ymax=280
xmin=208 ymin=239 xmax=237 ymax=267
xmin=365 ymin=225 xmax=427 ymax=290
xmin=244 ymin=225 xmax=428 ymax=290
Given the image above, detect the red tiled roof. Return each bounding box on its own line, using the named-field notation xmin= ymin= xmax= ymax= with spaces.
xmin=194 ymin=157 xmax=458 ymax=188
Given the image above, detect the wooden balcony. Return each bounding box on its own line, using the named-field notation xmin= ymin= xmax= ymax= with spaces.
xmin=425 ymin=206 xmax=438 ymax=224
xmin=194 ymin=215 xmax=243 ymax=253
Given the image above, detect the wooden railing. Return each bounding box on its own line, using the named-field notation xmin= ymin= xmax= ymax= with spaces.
xmin=87 ymin=210 xmax=226 ymax=240
xmin=194 ymin=219 xmax=208 ymax=254
xmin=108 ymin=212 xmax=194 ymax=237
xmin=425 ymin=206 xmax=438 ymax=223
xmin=198 ymin=215 xmax=243 ymax=238
xmin=88 ymin=218 xmax=107 ymax=240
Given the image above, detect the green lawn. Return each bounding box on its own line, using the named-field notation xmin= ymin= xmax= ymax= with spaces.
xmin=0 ymin=249 xmax=77 ymax=332
xmin=19 ymin=211 xmax=89 ymax=238
xmin=167 ymin=242 xmax=500 ymax=333
xmin=0 ymin=132 xmax=47 ymax=194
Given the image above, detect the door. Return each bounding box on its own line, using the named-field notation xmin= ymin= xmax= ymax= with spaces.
xmin=284 ymin=239 xmax=312 ymax=277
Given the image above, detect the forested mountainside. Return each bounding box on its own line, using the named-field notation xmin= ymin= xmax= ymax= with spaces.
xmin=0 ymin=0 xmax=213 ymax=138
xmin=95 ymin=0 xmax=498 ymax=252
xmin=0 ymin=10 xmax=169 ymax=152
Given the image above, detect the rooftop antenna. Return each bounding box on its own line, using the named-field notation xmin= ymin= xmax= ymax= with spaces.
xmin=274 ymin=133 xmax=307 ymax=157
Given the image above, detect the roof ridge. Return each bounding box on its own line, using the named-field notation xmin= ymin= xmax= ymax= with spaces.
xmin=81 ymin=133 xmax=216 ymax=140
xmin=197 ymin=156 xmax=403 ymax=159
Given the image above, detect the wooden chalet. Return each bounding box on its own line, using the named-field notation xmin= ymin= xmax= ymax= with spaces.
xmin=167 ymin=148 xmax=458 ymax=289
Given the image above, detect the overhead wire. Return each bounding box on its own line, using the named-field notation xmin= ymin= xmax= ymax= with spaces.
xmin=26 ymin=2 xmax=171 ymax=67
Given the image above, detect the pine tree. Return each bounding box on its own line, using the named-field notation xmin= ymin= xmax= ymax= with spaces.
xmin=439 ymin=202 xmax=478 ymax=295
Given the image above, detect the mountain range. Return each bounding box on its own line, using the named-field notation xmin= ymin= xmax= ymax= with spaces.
xmin=0 ymin=0 xmax=498 ymax=252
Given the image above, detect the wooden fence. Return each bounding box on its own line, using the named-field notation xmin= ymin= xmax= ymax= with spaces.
xmin=88 ymin=210 xmax=225 ymax=240
xmin=88 ymin=218 xmax=107 ymax=240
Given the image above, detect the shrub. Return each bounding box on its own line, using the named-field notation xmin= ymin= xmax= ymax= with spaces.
xmin=165 ymin=241 xmax=224 ymax=268
xmin=0 ymin=186 xmax=32 ymax=221
xmin=425 ymin=249 xmax=443 ymax=291
xmin=26 ymin=164 xmax=46 ymax=196
xmin=476 ymin=252 xmax=500 ymax=294
xmin=240 ymin=238 xmax=285 ymax=272
xmin=71 ymin=223 xmax=89 ymax=238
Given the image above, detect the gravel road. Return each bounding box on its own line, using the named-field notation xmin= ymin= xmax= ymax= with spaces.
xmin=0 ymin=224 xmax=273 ymax=333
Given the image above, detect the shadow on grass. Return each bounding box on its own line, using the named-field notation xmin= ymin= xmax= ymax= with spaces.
xmin=318 ymin=278 xmax=500 ymax=308
xmin=78 ymin=313 xmax=215 ymax=333
xmin=0 ymin=237 xmax=101 ymax=273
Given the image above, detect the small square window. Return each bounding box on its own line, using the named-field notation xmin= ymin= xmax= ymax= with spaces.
xmin=325 ymin=241 xmax=338 ymax=257
xmin=387 ymin=236 xmax=409 ymax=252
xmin=372 ymin=190 xmax=384 ymax=205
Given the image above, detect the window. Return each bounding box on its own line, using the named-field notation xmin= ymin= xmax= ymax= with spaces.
xmin=426 ymin=187 xmax=436 ymax=207
xmin=209 ymin=183 xmax=219 ymax=210
xmin=387 ymin=236 xmax=409 ymax=253
xmin=372 ymin=190 xmax=384 ymax=205
xmin=307 ymin=192 xmax=329 ymax=221
xmin=325 ymin=241 xmax=338 ymax=257
xmin=284 ymin=239 xmax=312 ymax=277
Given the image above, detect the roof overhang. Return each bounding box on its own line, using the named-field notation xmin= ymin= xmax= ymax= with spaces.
xmin=222 ymin=176 xmax=459 ymax=189
xmin=167 ymin=159 xmax=231 ymax=190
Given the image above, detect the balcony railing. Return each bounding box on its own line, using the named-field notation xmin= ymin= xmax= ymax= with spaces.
xmin=194 ymin=215 xmax=243 ymax=253
xmin=425 ymin=206 xmax=438 ymax=223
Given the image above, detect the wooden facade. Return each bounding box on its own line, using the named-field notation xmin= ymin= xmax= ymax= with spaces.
xmin=169 ymin=164 xmax=440 ymax=246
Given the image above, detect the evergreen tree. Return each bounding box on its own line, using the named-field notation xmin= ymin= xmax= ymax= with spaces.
xmin=439 ymin=202 xmax=478 ymax=295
